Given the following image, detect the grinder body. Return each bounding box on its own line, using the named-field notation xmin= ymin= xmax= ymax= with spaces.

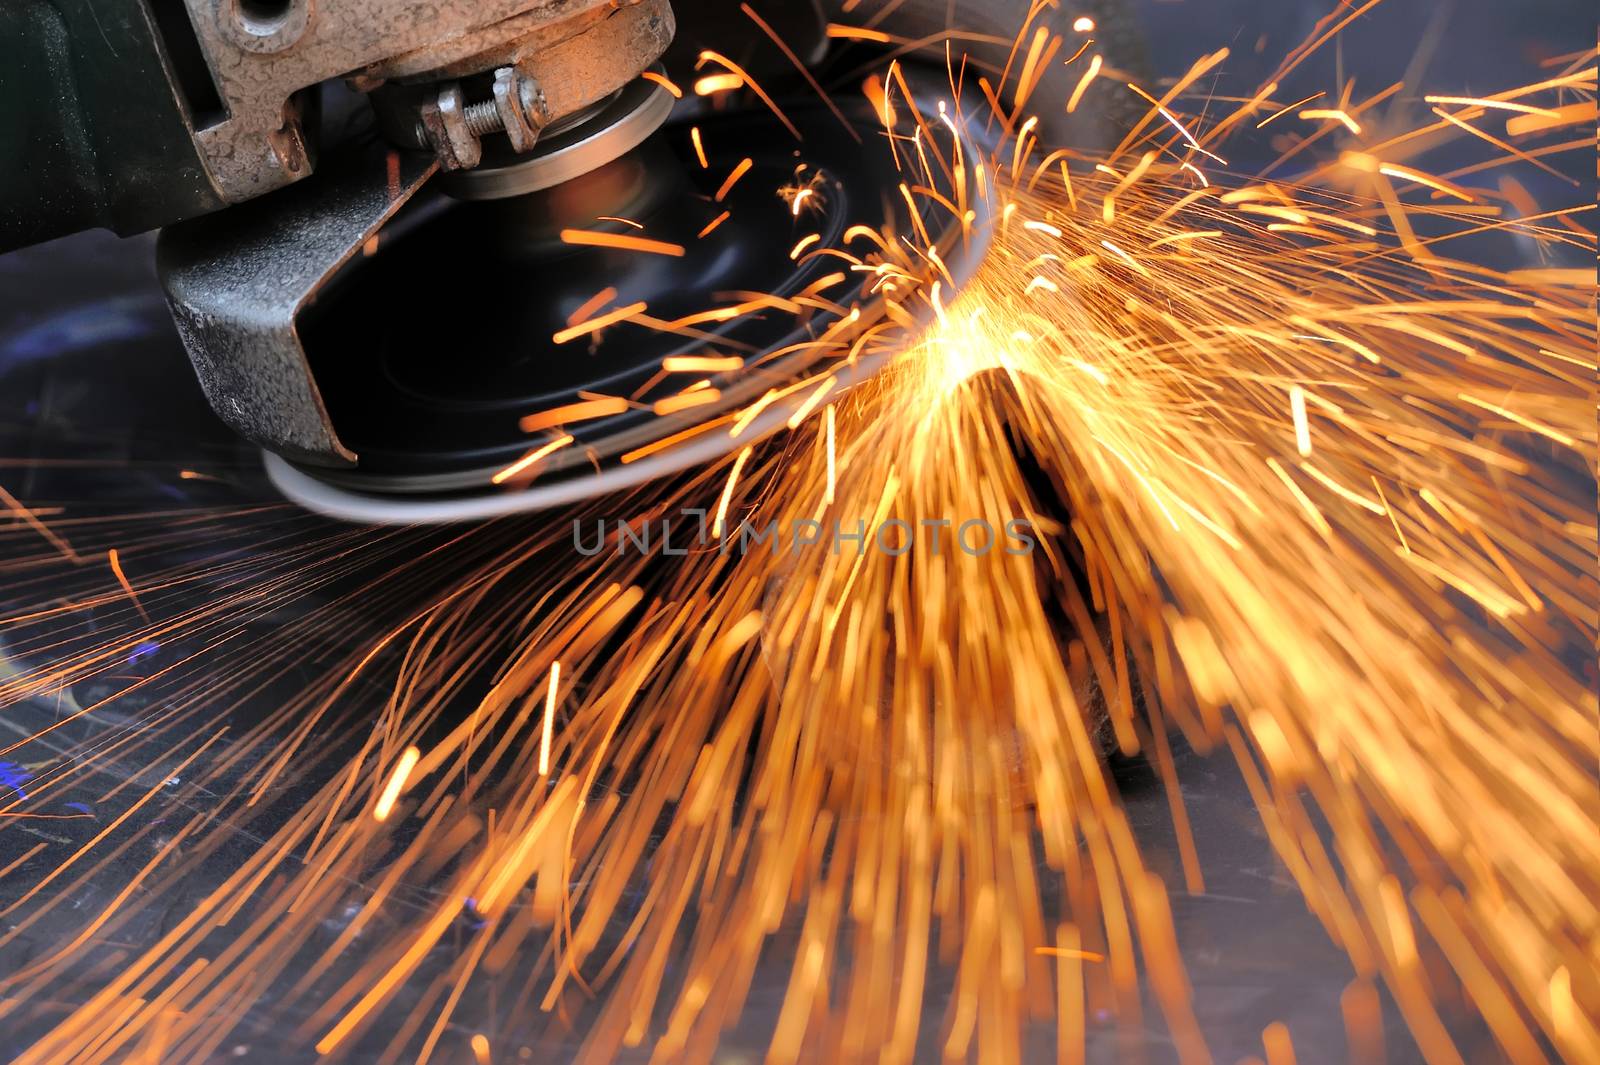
xmin=0 ymin=0 xmax=1140 ymax=520
xmin=0 ymin=0 xmax=677 ymax=251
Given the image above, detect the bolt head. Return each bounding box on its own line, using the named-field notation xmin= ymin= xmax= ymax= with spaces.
xmin=492 ymin=66 xmax=549 ymax=154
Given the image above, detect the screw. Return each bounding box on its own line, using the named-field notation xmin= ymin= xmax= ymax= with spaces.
xmin=463 ymin=100 xmax=504 ymax=138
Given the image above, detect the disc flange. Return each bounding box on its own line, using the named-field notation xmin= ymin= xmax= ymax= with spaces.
xmin=440 ymin=76 xmax=676 ymax=201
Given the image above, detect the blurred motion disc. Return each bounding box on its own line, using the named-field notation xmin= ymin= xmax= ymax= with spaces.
xmin=281 ymin=81 xmax=990 ymax=522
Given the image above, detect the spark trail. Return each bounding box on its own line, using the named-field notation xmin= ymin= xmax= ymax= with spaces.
xmin=0 ymin=4 xmax=1595 ymax=1064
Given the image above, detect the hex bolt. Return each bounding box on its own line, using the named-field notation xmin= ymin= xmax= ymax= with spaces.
xmin=419 ymin=67 xmax=550 ymax=169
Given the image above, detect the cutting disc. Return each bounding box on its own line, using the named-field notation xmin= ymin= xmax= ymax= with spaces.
xmin=276 ymin=78 xmax=992 ymax=523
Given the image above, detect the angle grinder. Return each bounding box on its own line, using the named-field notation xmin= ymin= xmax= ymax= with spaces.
xmin=0 ymin=1 xmax=1137 ymax=522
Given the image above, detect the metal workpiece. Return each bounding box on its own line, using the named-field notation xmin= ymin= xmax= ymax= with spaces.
xmin=156 ymin=146 xmax=439 ymax=469
xmin=181 ymin=0 xmax=670 ymax=203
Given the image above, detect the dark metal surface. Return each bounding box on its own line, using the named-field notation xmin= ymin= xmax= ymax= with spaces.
xmin=0 ymin=228 xmax=1490 ymax=1065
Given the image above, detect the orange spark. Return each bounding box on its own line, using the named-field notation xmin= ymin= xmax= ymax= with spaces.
xmin=662 ymin=356 xmax=744 ymax=374
xmin=1289 ymin=386 xmax=1311 ymax=456
xmin=1301 ymin=108 xmax=1362 ymax=134
xmin=559 ymin=230 xmax=686 ymax=257
xmin=715 ymin=158 xmax=753 ymax=202
xmin=107 ymin=548 xmax=150 ymax=624
xmin=1257 ymin=91 xmax=1325 ymax=127
xmin=373 ymin=747 xmax=420 ymax=822
xmin=539 ymin=662 xmax=560 ymax=776
xmin=694 ymin=73 xmax=743 ymax=95
xmin=1505 ymin=100 xmax=1595 ymax=136
xmin=713 ymin=447 xmax=754 ymax=538
xmin=1424 ymin=95 xmax=1559 ymax=117
xmin=551 ymin=301 xmax=649 ymax=345
xmin=0 ymin=483 xmax=80 ymax=563
xmin=519 ymin=397 xmax=630 ymax=433
xmin=696 ymin=49 xmax=803 ymax=139
xmin=565 ymin=286 xmax=617 ymax=327
xmin=825 ymin=24 xmax=891 ymax=44
xmin=491 ymin=435 xmax=574 ymax=485
xmin=641 ymin=70 xmax=682 ymax=98
xmin=1066 ymin=55 xmax=1102 ymax=113
xmin=653 ymin=389 xmax=723 ymax=416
